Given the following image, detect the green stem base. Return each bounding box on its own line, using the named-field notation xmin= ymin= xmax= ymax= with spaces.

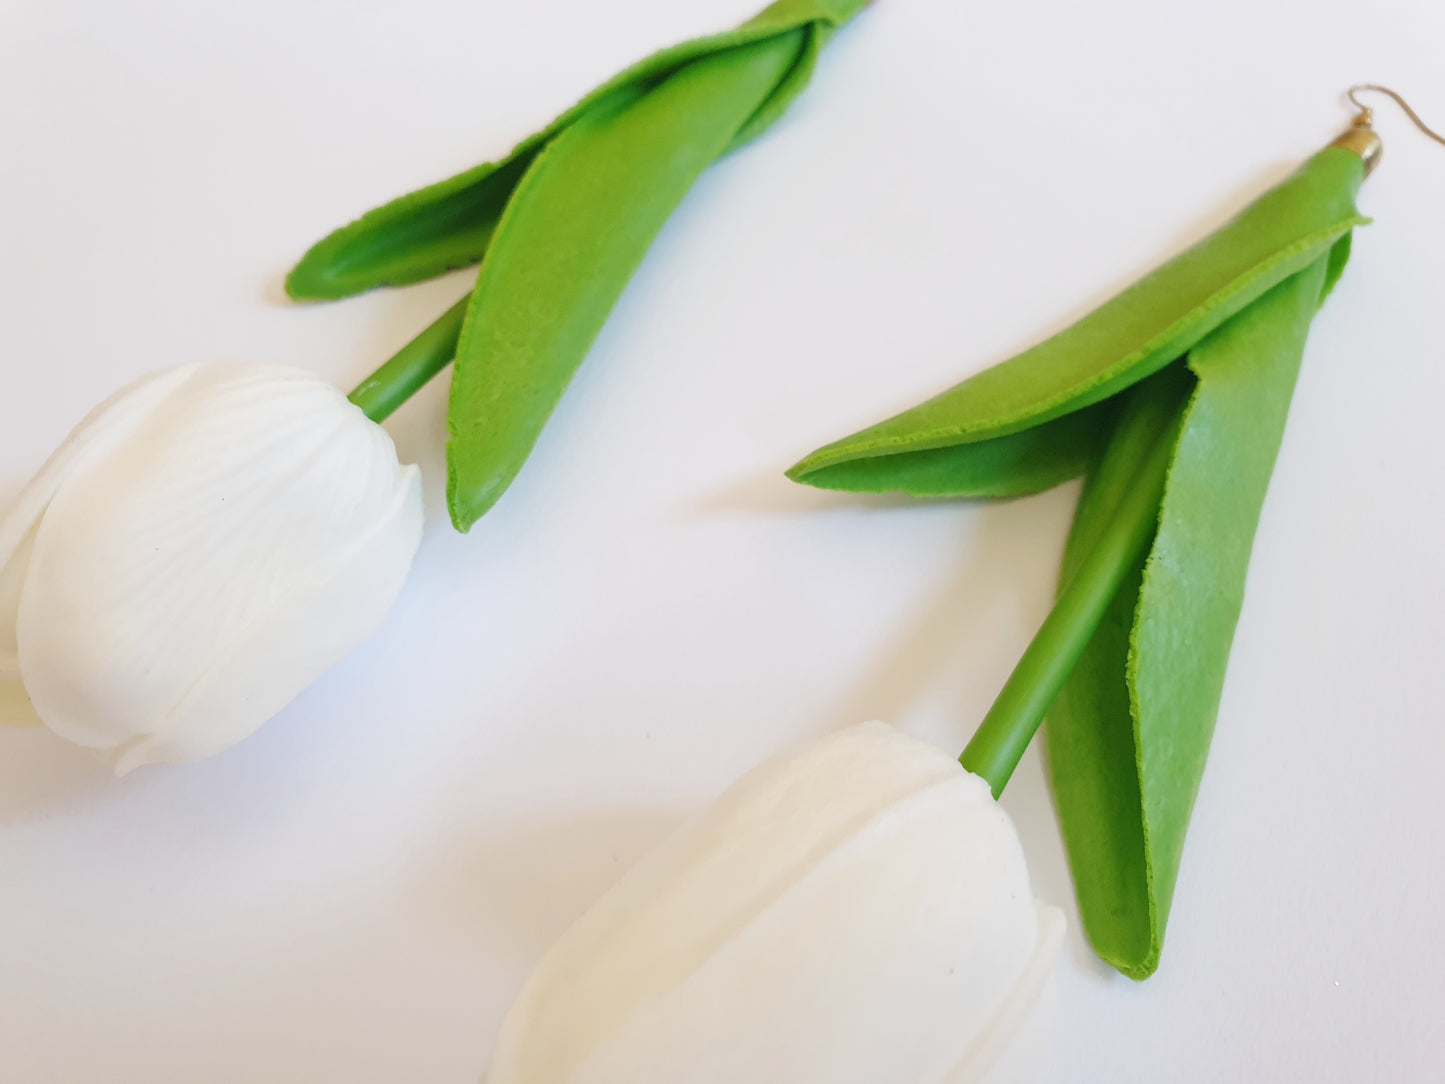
xmin=347 ymin=294 xmax=469 ymax=423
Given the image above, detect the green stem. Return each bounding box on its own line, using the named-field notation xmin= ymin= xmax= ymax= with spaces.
xmin=347 ymin=294 xmax=470 ymax=423
xmin=961 ymin=375 xmax=1188 ymax=798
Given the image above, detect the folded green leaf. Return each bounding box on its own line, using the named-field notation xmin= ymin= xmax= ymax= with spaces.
xmin=787 ymin=148 xmax=1368 ymax=497
xmin=286 ymin=0 xmax=864 ymax=301
xmin=289 ymin=0 xmax=867 ymax=529
xmin=1050 ymin=253 xmax=1335 ymax=978
xmin=446 ymin=30 xmax=814 ymax=527
xmin=796 ymin=401 xmax=1116 ymax=500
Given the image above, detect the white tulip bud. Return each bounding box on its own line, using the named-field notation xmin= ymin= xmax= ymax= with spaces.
xmin=490 ymin=722 xmax=1064 ymax=1084
xmin=0 ymin=363 xmax=423 ymax=772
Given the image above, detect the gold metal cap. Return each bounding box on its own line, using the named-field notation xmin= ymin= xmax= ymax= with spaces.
xmin=1331 ymin=114 xmax=1383 ymax=176
xmin=1334 ymin=85 xmax=1445 ymax=179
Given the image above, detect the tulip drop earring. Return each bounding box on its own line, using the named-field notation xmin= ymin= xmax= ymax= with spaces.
xmin=464 ymin=88 xmax=1441 ymax=1084
xmin=0 ymin=0 xmax=872 ymax=767
xmin=790 ymin=86 xmax=1443 ymax=979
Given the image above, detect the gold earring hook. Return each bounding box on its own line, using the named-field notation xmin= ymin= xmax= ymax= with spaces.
xmin=1345 ymin=84 xmax=1445 ymax=148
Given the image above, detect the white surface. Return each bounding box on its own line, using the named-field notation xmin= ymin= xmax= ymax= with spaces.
xmin=0 ymin=0 xmax=1442 ymax=1079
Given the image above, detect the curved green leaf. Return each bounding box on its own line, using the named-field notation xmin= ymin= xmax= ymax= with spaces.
xmin=1049 ymin=248 xmax=1339 ymax=979
xmin=446 ymin=30 xmax=809 ymax=529
xmin=285 ymin=0 xmax=866 ymax=301
xmin=789 ymin=148 xmax=1367 ymax=494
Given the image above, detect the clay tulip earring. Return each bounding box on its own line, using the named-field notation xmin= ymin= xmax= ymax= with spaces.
xmin=789 ymin=86 xmax=1444 ymax=979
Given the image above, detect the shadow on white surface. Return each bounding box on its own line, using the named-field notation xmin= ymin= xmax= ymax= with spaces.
xmin=0 ymin=726 xmax=119 ymax=827
xmin=411 ymin=804 xmax=687 ymax=1083
xmin=257 ymin=269 xmax=293 ymax=307
xmin=419 ymin=805 xmax=686 ymax=972
xmin=811 ymin=495 xmax=1065 ymax=732
xmin=688 ymin=467 xmax=926 ymax=519
xmin=0 ymin=679 xmax=41 ymax=727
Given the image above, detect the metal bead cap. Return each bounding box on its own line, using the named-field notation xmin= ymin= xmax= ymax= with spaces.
xmin=1331 ymin=117 xmax=1383 ymax=176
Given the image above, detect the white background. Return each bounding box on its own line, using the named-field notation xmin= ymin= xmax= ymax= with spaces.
xmin=2 ymin=0 xmax=1442 ymax=1079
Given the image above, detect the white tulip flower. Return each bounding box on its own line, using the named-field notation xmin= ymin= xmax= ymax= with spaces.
xmin=0 ymin=363 xmax=423 ymax=772
xmin=489 ymin=722 xmax=1064 ymax=1084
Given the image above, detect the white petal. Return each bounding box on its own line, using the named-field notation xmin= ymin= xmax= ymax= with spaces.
xmin=957 ymin=904 xmax=1066 ymax=1084
xmin=0 ymin=365 xmax=199 ymax=679
xmin=0 ymin=523 xmax=37 ymax=680
xmin=111 ymin=462 xmax=423 ymax=772
xmin=14 ymin=364 xmax=423 ymax=764
xmin=489 ymin=723 xmax=1056 ymax=1084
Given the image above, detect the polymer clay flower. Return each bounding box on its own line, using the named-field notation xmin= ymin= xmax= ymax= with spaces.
xmin=0 ymin=363 xmax=422 ymax=772
xmin=788 ymin=142 xmax=1372 ymax=978
xmin=488 ymin=723 xmax=1064 ymax=1084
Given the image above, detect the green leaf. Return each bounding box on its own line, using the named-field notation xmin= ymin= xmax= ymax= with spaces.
xmin=788 ymin=148 xmax=1368 ymax=495
xmin=444 ymin=28 xmax=819 ymax=529
xmin=1049 ymin=250 xmax=1339 ymax=979
xmin=285 ymin=0 xmax=866 ymax=301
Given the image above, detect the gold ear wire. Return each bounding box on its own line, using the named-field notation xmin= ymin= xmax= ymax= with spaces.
xmin=1332 ymin=85 xmax=1443 ymax=177
xmin=1346 ymin=85 xmax=1445 ymax=147
xmin=1340 ymin=84 xmax=1445 ymax=147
